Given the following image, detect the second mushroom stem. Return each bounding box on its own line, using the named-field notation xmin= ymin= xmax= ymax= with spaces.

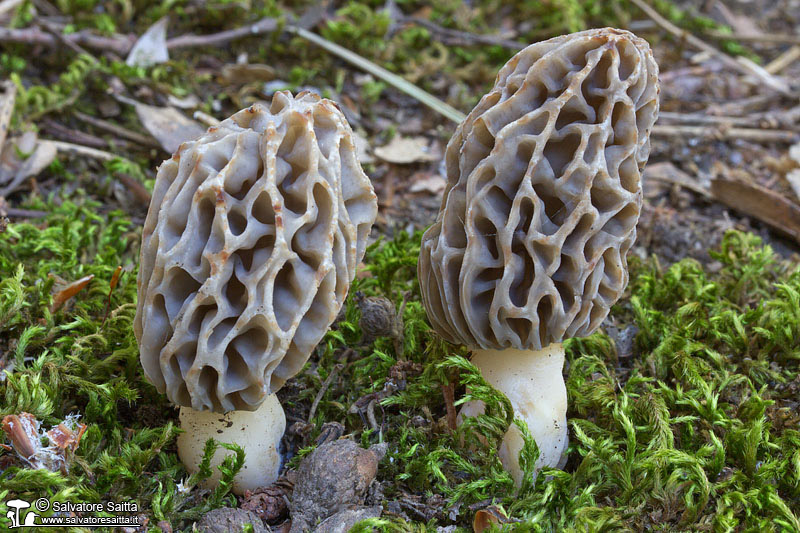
xmin=460 ymin=343 xmax=568 ymax=487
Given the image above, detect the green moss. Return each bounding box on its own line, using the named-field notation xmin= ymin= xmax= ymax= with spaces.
xmin=0 ymin=199 xmax=798 ymax=531
xmin=0 ymin=201 xmax=243 ymax=530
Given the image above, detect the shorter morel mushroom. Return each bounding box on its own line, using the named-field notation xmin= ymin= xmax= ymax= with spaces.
xmin=135 ymin=91 xmax=377 ymax=493
xmin=418 ymin=28 xmax=659 ymax=485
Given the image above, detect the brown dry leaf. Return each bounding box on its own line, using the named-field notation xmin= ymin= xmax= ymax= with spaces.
xmin=786 ymin=169 xmax=800 ymax=202
xmin=0 ymin=135 xmax=58 ymax=196
xmin=2 ymin=413 xmax=38 ymax=464
xmin=643 ymin=161 xmax=711 ymax=198
xmin=710 ymin=178 xmax=800 ymax=244
xmin=790 ymin=142 xmax=800 ymax=166
xmin=135 ymin=103 xmax=205 ymax=153
xmin=408 ymin=172 xmax=446 ymax=194
xmin=0 ymin=80 xmax=16 ymax=154
xmin=126 ymin=16 xmax=169 ymax=67
xmin=219 ymin=63 xmax=277 ymax=85
xmin=50 ymin=274 xmax=94 ymax=313
xmin=473 ymin=505 xmax=512 ymax=532
xmin=167 ymin=94 xmax=201 ymax=110
xmin=374 ymin=136 xmax=438 ymax=164
xmin=2 ymin=413 xmax=86 ymax=473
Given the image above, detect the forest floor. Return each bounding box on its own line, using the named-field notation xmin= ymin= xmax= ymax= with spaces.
xmin=0 ymin=0 xmax=799 ymax=531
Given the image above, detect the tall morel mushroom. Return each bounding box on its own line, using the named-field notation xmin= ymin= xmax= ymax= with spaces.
xmin=135 ymin=91 xmax=377 ymax=493
xmin=418 ymin=28 xmax=659 ymax=485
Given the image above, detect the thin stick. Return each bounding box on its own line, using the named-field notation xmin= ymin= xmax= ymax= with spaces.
xmin=193 ymin=110 xmax=221 ymax=127
xmin=3 ymin=207 xmax=48 ymax=218
xmin=307 ymin=363 xmax=343 ymax=423
xmin=657 ymin=111 xmax=752 ymax=127
xmin=73 ymin=111 xmax=160 ymax=149
xmin=651 ymin=124 xmax=797 ymax=143
xmin=166 ymin=17 xmax=278 ymax=50
xmin=0 ymin=81 xmax=16 ymax=154
xmin=48 ymin=140 xmax=116 ymax=161
xmin=43 ymin=119 xmax=115 ymax=149
xmin=765 ymin=45 xmax=800 ymax=75
xmin=398 ymin=16 xmax=524 ymax=50
xmin=704 ymin=30 xmax=800 ymax=46
xmin=627 ymin=0 xmax=792 ymax=95
xmin=0 ymin=0 xmax=23 ymax=18
xmin=0 ymin=27 xmax=135 ymax=56
xmin=288 ymin=26 xmax=467 ymax=124
xmin=442 ymin=382 xmax=457 ymax=431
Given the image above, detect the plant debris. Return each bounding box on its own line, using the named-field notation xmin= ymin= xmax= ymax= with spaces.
xmin=0 ymin=0 xmax=799 ymax=531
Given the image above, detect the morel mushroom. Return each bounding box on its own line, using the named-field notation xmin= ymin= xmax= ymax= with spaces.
xmin=418 ymin=28 xmax=659 ymax=485
xmin=134 ymin=91 xmax=377 ymax=493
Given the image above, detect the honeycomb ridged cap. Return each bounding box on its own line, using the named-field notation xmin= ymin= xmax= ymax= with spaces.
xmin=418 ymin=28 xmax=659 ymax=350
xmin=134 ymin=91 xmax=378 ymax=412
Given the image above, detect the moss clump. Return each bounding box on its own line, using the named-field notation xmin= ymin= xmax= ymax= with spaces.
xmin=0 ymin=200 xmax=247 ymax=529
xmin=0 ymin=199 xmax=797 ymax=531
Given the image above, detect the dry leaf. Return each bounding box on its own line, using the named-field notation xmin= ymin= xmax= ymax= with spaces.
xmin=2 ymin=413 xmax=86 ymax=473
xmin=786 ymin=169 xmax=800 ymax=201
xmin=473 ymin=505 xmax=512 ymax=532
xmin=220 ymin=63 xmax=277 ymax=85
xmin=0 ymin=136 xmax=58 ymax=196
xmin=374 ymin=136 xmax=438 ymax=164
xmin=409 ymin=172 xmax=446 ymax=194
xmin=135 ymin=103 xmax=205 ymax=153
xmin=711 ymin=178 xmax=800 ymax=244
xmin=790 ymin=142 xmax=800 ymax=165
xmin=643 ymin=161 xmax=711 ymax=198
xmin=50 ymin=274 xmax=94 ymax=313
xmin=0 ymin=80 xmax=16 ymax=154
xmin=354 ymin=132 xmax=374 ymax=164
xmin=126 ymin=16 xmax=169 ymax=67
xmin=167 ymin=94 xmax=201 ymax=110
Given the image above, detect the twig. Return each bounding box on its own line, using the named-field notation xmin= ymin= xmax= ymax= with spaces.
xmin=73 ymin=111 xmax=160 ymax=149
xmin=765 ymin=45 xmax=800 ymax=75
xmin=0 ymin=81 xmax=16 ymax=155
xmin=651 ymin=124 xmax=798 ymax=143
xmin=0 ymin=27 xmax=135 ymax=56
xmin=657 ymin=111 xmax=752 ymax=128
xmin=0 ymin=0 xmax=23 ymax=18
xmin=1 ymin=206 xmax=48 ymax=218
xmin=365 ymin=398 xmax=381 ymax=434
xmin=704 ymin=30 xmax=800 ymax=46
xmin=397 ymin=16 xmax=524 ymax=50
xmin=37 ymin=17 xmax=91 ymax=56
xmin=643 ymin=161 xmax=711 ymax=199
xmin=47 ymin=140 xmax=116 ymax=161
xmin=287 ymin=25 xmax=466 ymax=124
xmin=307 ymin=363 xmax=343 ymax=423
xmin=193 ymin=110 xmax=221 ymax=127
xmin=708 ymin=94 xmax=774 ymax=116
xmin=442 ymin=382 xmax=457 ymax=431
xmin=116 ymin=173 xmax=152 ymax=206
xmin=628 ymin=0 xmax=792 ymax=95
xmin=43 ymin=119 xmax=115 ymax=149
xmin=166 ymin=17 xmax=278 ymax=50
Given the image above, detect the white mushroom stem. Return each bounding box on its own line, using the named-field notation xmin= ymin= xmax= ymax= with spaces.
xmin=176 ymin=393 xmax=285 ymax=495
xmin=459 ymin=343 xmax=568 ymax=487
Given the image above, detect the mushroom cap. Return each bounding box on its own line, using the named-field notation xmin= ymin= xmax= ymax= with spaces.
xmin=418 ymin=28 xmax=659 ymax=350
xmin=135 ymin=91 xmax=377 ymax=412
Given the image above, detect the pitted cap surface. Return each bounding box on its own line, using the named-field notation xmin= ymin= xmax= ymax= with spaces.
xmin=419 ymin=28 xmax=659 ymax=350
xmin=135 ymin=92 xmax=377 ymax=412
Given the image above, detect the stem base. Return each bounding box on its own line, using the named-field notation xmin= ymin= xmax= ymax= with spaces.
xmin=176 ymin=393 xmax=285 ymax=495
xmin=462 ymin=343 xmax=568 ymax=486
